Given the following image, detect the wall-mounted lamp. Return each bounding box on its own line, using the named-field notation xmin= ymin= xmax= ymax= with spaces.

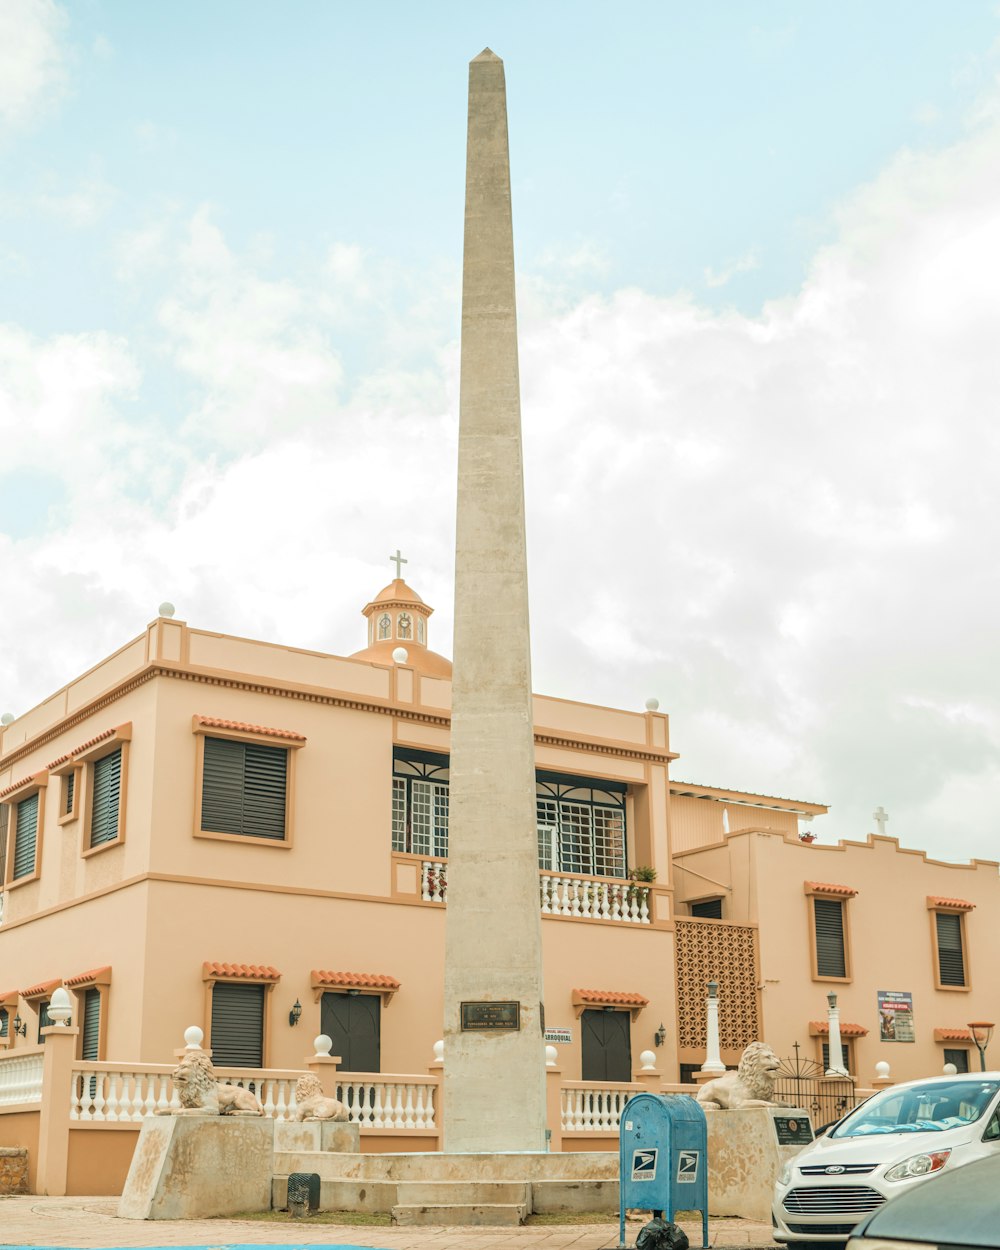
xmin=346 ymin=989 xmax=361 ymax=997
xmin=654 ymin=1022 xmax=667 ymax=1048
xmin=12 ymin=1014 xmax=27 ymax=1038
xmin=288 ymin=999 xmax=302 ymax=1028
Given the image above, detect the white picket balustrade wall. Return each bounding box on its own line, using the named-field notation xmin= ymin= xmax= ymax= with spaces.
xmin=68 ymin=1063 xmax=303 ymax=1123
xmin=541 ymin=873 xmax=650 ymax=924
xmin=0 ymin=1049 xmax=44 ymax=1106
xmin=335 ymin=1075 xmax=437 ymax=1130
xmin=560 ymin=1082 xmax=646 ymax=1132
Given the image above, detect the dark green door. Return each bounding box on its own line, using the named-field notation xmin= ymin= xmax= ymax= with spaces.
xmin=581 ymin=1008 xmax=631 ymax=1082
xmin=321 ymin=993 xmax=380 ymax=1073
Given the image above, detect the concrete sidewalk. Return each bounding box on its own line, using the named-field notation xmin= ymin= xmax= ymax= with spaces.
xmin=0 ymin=1196 xmax=779 ymax=1249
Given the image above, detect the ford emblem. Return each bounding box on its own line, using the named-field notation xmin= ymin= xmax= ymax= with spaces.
xmin=825 ymin=1165 xmax=846 ymax=1174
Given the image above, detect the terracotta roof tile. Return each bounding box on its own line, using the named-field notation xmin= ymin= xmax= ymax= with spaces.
xmin=805 ymin=881 xmax=859 ymax=897
xmin=934 ymin=1028 xmax=973 ymax=1042
xmin=0 ymin=772 xmax=46 ymax=801
xmin=195 ymin=716 xmax=306 ymax=742
xmin=311 ymin=970 xmax=401 ymax=990
xmin=64 ymin=966 xmax=111 ymax=988
xmin=202 ymin=962 xmax=281 ymax=981
xmin=809 ymin=1020 xmax=869 ymax=1037
xmin=47 ymin=753 xmax=72 ymax=769
xmin=573 ymin=989 xmax=650 ymax=1007
xmin=22 ymin=979 xmax=61 ymax=999
xmin=0 ymin=989 xmax=20 ymax=1003
xmin=927 ymin=895 xmax=975 ymax=911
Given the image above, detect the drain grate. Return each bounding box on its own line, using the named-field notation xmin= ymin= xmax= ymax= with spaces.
xmin=287 ymin=1172 xmax=320 ymax=1211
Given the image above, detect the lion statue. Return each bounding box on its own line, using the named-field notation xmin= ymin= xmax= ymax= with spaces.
xmin=292 ymin=1072 xmax=350 ymax=1122
xmin=158 ymin=1051 xmax=263 ymax=1116
xmin=696 ymin=1041 xmax=784 ymax=1109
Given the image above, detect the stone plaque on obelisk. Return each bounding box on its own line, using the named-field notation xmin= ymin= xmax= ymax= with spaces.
xmin=442 ymin=49 xmax=547 ymax=1153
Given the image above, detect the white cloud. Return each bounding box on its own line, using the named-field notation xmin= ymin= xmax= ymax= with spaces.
xmin=0 ymin=0 xmax=67 ymax=135
xmin=36 ymin=175 xmax=116 ymax=227
xmin=703 ymin=249 xmax=761 ymax=288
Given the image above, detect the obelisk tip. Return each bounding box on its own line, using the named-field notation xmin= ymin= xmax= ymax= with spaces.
xmin=471 ymin=47 xmax=502 ymax=64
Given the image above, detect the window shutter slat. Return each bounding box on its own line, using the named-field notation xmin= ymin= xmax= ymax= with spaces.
xmin=81 ymin=989 xmax=101 ymax=1060
xmin=13 ymin=793 xmax=39 ymax=879
xmin=210 ymin=982 xmax=265 ymax=1067
xmin=202 ymin=738 xmax=287 ymax=840
xmin=814 ymin=898 xmax=846 ymax=977
xmin=692 ymin=898 xmax=723 ymax=919
xmin=90 ymin=749 xmax=122 ymax=847
xmin=936 ymin=913 xmax=966 ymax=986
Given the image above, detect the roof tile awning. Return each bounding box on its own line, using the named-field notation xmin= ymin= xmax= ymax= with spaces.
xmin=934 ymin=1028 xmax=973 ymax=1042
xmin=194 ymin=716 xmax=307 ymax=743
xmin=22 ymin=979 xmax=61 ymax=1000
xmin=0 ymin=772 xmax=48 ymax=802
xmin=64 ymin=966 xmax=112 ymax=989
xmin=311 ymin=970 xmax=400 ymax=1005
xmin=804 ymin=881 xmax=858 ymax=898
xmin=927 ymin=896 xmax=975 ymax=911
xmin=809 ymin=1020 xmax=869 ymax=1038
xmin=572 ymin=988 xmax=649 ymax=1020
xmin=202 ymin=962 xmax=281 ymax=982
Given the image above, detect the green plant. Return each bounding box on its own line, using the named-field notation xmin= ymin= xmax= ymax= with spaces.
xmin=630 ymin=865 xmax=657 ymax=883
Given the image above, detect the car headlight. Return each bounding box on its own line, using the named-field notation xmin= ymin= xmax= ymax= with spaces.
xmin=777 ymin=1162 xmax=793 ymax=1186
xmin=883 ymin=1149 xmax=950 ymax=1181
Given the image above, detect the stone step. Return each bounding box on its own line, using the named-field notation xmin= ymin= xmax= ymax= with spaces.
xmin=391 ymin=1202 xmax=528 ymax=1227
xmin=531 ymin=1177 xmax=619 ymax=1214
xmin=395 ymin=1181 xmax=531 ymax=1206
xmin=272 ymin=1148 xmax=618 ymax=1183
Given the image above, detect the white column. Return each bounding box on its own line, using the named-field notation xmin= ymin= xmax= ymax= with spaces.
xmin=701 ymin=980 xmax=726 ymax=1073
xmin=825 ymin=992 xmax=849 ymax=1076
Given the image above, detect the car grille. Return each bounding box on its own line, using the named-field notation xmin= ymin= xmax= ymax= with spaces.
xmin=783 ymin=1185 xmax=887 ymax=1214
xmin=786 ymin=1223 xmax=860 ymax=1236
xmin=798 ymin=1163 xmax=877 ymax=1176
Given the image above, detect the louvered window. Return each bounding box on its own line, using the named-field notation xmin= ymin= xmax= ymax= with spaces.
xmin=90 ymin=749 xmax=122 ymax=847
xmin=201 ymin=737 xmax=288 ymax=840
xmin=814 ymin=898 xmax=847 ymax=978
xmin=821 ymin=1041 xmax=854 ymax=1073
xmin=936 ymin=913 xmax=966 ymax=987
xmin=63 ymin=772 xmax=75 ymax=816
xmin=691 ymin=898 xmax=723 ymax=919
xmin=0 ymin=1008 xmax=8 ymax=1038
xmin=81 ymin=988 xmax=101 ymax=1061
xmin=12 ymin=793 xmax=39 ymax=880
xmin=210 ymin=982 xmax=265 ymax=1067
xmin=38 ymin=999 xmax=52 ymax=1043
xmin=944 ymin=1047 xmax=969 ymax=1073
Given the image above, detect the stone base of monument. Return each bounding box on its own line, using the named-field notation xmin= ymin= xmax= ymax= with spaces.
xmin=704 ymin=1106 xmax=813 ymax=1222
xmin=271 ymin=1150 xmax=619 ymax=1226
xmin=273 ymin=1119 xmax=360 ymax=1154
xmin=118 ymin=1114 xmax=275 ymax=1220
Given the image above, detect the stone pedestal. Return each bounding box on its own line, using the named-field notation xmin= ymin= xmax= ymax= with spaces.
xmin=118 ymin=1115 xmax=274 ymax=1220
xmin=705 ymin=1106 xmax=812 ymax=1221
xmin=274 ymin=1119 xmax=360 ymax=1154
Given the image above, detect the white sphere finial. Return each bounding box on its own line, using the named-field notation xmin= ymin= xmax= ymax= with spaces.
xmin=943 ymin=1062 xmax=958 ymax=1076
xmin=158 ymin=601 xmax=175 ymax=618
xmin=645 ymin=697 xmax=660 ymax=711
xmin=392 ymin=646 xmax=408 ymax=664
xmin=545 ymin=1045 xmax=558 ymax=1067
xmin=313 ymin=1034 xmax=333 ymax=1057
xmin=432 ymin=1039 xmax=444 ymax=1061
xmin=874 ymin=1060 xmax=890 ymax=1078
xmin=639 ymin=1049 xmax=657 ymax=1071
xmin=48 ymin=987 xmax=73 ymax=1026
xmin=1 ymin=713 xmax=14 ymax=726
xmin=183 ymin=1025 xmax=204 ymax=1050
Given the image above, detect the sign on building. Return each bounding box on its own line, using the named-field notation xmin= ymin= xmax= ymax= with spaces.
xmin=877 ymin=990 xmax=915 ymax=1042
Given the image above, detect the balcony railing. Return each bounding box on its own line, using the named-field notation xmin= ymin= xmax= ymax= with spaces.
xmin=392 ymin=853 xmax=660 ymax=926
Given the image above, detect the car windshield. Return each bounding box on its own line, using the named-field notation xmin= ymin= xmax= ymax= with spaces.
xmin=831 ymin=1080 xmax=1000 ymax=1138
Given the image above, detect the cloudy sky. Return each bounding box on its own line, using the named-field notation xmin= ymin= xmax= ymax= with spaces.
xmin=2 ymin=1 xmax=1000 ymax=864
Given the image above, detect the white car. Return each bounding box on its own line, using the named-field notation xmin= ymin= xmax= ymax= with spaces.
xmin=772 ymin=1073 xmax=1000 ymax=1245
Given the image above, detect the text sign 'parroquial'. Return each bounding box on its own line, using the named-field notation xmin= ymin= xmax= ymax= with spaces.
xmin=460 ymin=1001 xmax=521 ymax=1031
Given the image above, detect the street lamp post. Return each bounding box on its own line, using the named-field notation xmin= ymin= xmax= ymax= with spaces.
xmin=968 ymin=1021 xmax=995 ymax=1072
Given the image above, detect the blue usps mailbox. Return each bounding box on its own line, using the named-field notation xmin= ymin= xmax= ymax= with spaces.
xmin=618 ymin=1093 xmax=708 ymax=1248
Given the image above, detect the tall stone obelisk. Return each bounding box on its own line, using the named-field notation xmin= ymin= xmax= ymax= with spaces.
xmin=442 ymin=49 xmax=547 ymax=1153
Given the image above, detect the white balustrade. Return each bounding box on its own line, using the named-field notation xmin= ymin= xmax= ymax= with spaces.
xmin=0 ymin=1050 xmax=44 ymax=1106
xmin=540 ymin=873 xmax=651 ymax=924
xmin=335 ymin=1076 xmax=437 ymax=1130
xmin=420 ymin=859 xmax=448 ymax=902
xmin=561 ymin=1083 xmax=640 ymax=1132
xmin=70 ymin=1066 xmax=180 ymax=1121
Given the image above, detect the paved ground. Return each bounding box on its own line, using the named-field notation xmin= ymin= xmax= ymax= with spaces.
xmin=0 ymin=1197 xmax=779 ymax=1249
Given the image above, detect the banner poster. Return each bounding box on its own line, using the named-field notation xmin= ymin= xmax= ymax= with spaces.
xmin=878 ymin=990 xmax=915 ymax=1042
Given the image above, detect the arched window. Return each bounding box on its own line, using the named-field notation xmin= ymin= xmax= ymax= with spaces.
xmin=398 ymin=613 xmax=412 ymax=640
xmin=378 ymin=614 xmax=392 ymax=641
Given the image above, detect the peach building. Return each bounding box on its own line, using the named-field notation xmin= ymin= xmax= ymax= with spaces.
xmin=0 ymin=576 xmax=996 ymax=1122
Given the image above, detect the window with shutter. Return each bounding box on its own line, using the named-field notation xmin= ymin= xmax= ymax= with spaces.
xmin=814 ymin=898 xmax=847 ymax=978
xmin=936 ymin=913 xmax=966 ymax=987
xmin=12 ymin=793 xmax=39 ymax=880
xmin=201 ymin=737 xmax=288 ymax=840
xmin=210 ymin=982 xmax=266 ymax=1067
xmin=0 ymin=804 xmax=7 ymax=883
xmin=691 ymin=898 xmax=723 ymax=919
xmin=0 ymin=1008 xmax=7 ymax=1039
xmin=81 ymin=988 xmax=101 ymax=1060
xmin=89 ymin=748 xmax=122 ymax=847
xmin=821 ymin=1040 xmax=854 ymax=1073
xmin=37 ymin=999 xmax=52 ymax=1043
xmin=944 ymin=1047 xmax=969 ymax=1073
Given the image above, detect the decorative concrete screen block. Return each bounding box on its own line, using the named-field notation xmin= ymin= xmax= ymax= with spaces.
xmin=705 ymin=1106 xmax=812 ymax=1221
xmin=0 ymin=1147 xmax=29 ymax=1195
xmin=696 ymin=1042 xmax=782 ymax=1109
xmin=118 ymin=1115 xmax=274 ymax=1220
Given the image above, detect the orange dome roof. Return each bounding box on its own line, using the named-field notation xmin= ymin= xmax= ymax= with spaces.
xmin=351 ymin=575 xmax=451 ymax=677
xmin=367 ymin=579 xmax=426 ymax=609
xmin=350 ymin=639 xmax=453 ymax=679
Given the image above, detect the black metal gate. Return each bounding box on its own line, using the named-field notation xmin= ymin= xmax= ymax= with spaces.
xmin=773 ymin=1043 xmax=856 ymax=1130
